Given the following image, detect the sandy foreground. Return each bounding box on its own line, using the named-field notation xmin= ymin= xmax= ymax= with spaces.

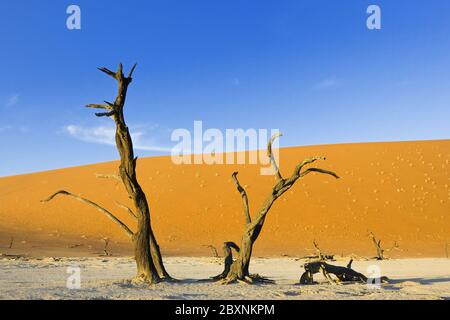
xmin=0 ymin=256 xmax=449 ymax=300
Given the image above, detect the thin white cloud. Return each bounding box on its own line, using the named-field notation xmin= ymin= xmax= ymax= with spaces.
xmin=315 ymin=76 xmax=341 ymax=89
xmin=64 ymin=124 xmax=171 ymax=152
xmin=66 ymin=125 xmax=115 ymax=145
xmin=0 ymin=125 xmax=29 ymax=134
xmin=0 ymin=125 xmax=12 ymax=133
xmin=5 ymin=93 xmax=20 ymax=107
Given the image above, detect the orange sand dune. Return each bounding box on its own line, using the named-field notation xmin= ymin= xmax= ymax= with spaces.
xmin=0 ymin=140 xmax=449 ymax=258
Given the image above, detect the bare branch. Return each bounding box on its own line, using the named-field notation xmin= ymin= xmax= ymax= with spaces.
xmin=249 ymin=163 xmax=338 ymax=238
xmin=267 ymin=133 xmax=283 ymax=181
xmin=85 ymin=104 xmax=113 ymax=110
xmin=128 ymin=63 xmax=137 ymax=78
xmin=41 ymin=191 xmax=133 ymax=238
xmin=97 ymin=67 xmax=117 ymax=79
xmin=95 ymin=173 xmax=121 ymax=182
xmin=385 ymin=241 xmax=402 ymax=253
xmin=95 ymin=110 xmax=116 ymax=118
xmin=115 ymin=201 xmax=138 ymax=220
xmin=292 ymin=156 xmax=326 ymax=178
xmin=300 ymin=168 xmax=340 ymax=179
xmin=231 ymin=172 xmax=251 ymax=225
xmin=104 ymin=101 xmax=116 ymax=108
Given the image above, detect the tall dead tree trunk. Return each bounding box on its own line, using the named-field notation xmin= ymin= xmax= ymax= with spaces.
xmin=42 ymin=64 xmax=171 ymax=284
xmin=214 ymin=133 xmax=339 ymax=284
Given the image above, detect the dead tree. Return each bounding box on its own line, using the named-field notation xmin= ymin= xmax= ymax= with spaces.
xmin=42 ymin=64 xmax=171 ymax=284
xmin=213 ymin=133 xmax=339 ymax=284
xmin=369 ymin=232 xmax=385 ymax=260
xmin=368 ymin=232 xmax=400 ymax=260
xmin=311 ymin=240 xmax=334 ymax=261
xmin=102 ymin=238 xmax=112 ymax=257
xmin=202 ymin=245 xmax=219 ymax=258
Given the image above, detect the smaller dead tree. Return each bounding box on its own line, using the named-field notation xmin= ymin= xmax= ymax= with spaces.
xmin=202 ymin=245 xmax=219 ymax=258
xmin=102 ymin=238 xmax=112 ymax=257
xmin=369 ymin=232 xmax=400 ymax=260
xmin=311 ymin=240 xmax=334 ymax=261
xmin=369 ymin=232 xmax=385 ymax=260
xmin=213 ymin=134 xmax=339 ymax=284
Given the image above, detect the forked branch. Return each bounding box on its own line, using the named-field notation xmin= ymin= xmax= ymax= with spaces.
xmin=291 ymin=156 xmax=327 ymax=179
xmin=231 ymin=172 xmax=251 ymax=225
xmin=41 ymin=191 xmax=134 ymax=238
xmin=300 ymin=168 xmax=340 ymax=179
xmin=115 ymin=201 xmax=138 ymax=220
xmin=267 ymin=133 xmax=283 ymax=181
xmin=85 ymin=104 xmax=113 ymax=110
xmin=95 ymin=173 xmax=121 ymax=182
xmin=247 ymin=137 xmax=339 ymax=232
xmin=128 ymin=63 xmax=137 ymax=78
xmin=97 ymin=67 xmax=117 ymax=79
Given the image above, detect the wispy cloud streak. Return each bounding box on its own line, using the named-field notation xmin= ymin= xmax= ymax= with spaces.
xmin=5 ymin=93 xmax=20 ymax=107
xmin=64 ymin=124 xmax=171 ymax=152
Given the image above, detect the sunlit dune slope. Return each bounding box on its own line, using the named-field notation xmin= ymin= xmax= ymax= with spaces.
xmin=0 ymin=140 xmax=449 ymax=258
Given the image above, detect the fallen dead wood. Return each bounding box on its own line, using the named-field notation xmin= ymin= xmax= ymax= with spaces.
xmin=0 ymin=253 xmax=28 ymax=260
xmin=67 ymin=244 xmax=84 ymax=249
xmin=299 ymin=260 xmax=389 ymax=285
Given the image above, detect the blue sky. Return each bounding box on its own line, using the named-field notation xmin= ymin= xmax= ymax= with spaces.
xmin=1 ymin=0 xmax=449 ymax=176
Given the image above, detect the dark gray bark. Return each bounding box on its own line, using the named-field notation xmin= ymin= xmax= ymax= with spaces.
xmin=299 ymin=260 xmax=367 ymax=284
